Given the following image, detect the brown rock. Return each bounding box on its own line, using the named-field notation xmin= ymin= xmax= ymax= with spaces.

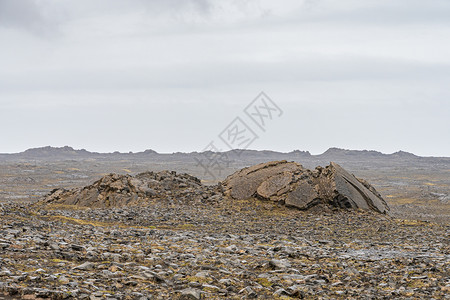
xmin=38 ymin=171 xmax=206 ymax=208
xmin=222 ymin=161 xmax=301 ymax=200
xmin=285 ymin=180 xmax=320 ymax=209
xmin=222 ymin=161 xmax=389 ymax=213
xmin=256 ymin=173 xmax=294 ymax=200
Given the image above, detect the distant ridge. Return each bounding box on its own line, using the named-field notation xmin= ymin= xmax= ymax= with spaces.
xmin=389 ymin=150 xmax=418 ymax=158
xmin=320 ymin=147 xmax=383 ymax=156
xmin=6 ymin=146 xmax=158 ymax=158
xmin=0 ymin=146 xmax=443 ymax=160
xmin=318 ymin=147 xmax=418 ymax=158
xmin=21 ymin=146 xmax=93 ymax=158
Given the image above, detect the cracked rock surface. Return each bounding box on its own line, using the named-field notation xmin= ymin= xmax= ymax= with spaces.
xmin=222 ymin=161 xmax=390 ymax=213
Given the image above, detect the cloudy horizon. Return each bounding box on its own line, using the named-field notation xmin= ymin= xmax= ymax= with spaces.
xmin=1 ymin=0 xmax=449 ymax=156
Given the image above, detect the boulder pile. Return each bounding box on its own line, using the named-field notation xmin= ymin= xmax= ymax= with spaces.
xmin=39 ymin=171 xmax=217 ymax=208
xmin=39 ymin=161 xmax=389 ymax=214
xmin=222 ymin=161 xmax=389 ymax=214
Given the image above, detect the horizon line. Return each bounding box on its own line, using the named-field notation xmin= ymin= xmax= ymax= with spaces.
xmin=1 ymin=145 xmax=448 ymax=158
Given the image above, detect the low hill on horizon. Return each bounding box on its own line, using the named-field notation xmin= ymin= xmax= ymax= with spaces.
xmin=0 ymin=145 xmax=435 ymax=159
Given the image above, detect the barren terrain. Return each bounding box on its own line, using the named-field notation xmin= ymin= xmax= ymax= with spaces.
xmin=0 ymin=147 xmax=449 ymax=299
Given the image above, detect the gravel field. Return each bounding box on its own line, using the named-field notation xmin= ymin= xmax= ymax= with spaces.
xmin=0 ymin=197 xmax=449 ymax=299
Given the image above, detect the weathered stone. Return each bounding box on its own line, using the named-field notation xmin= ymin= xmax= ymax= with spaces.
xmin=38 ymin=171 xmax=208 ymax=208
xmin=269 ymin=259 xmax=292 ymax=270
xmin=0 ymin=243 xmax=10 ymax=250
xmin=325 ymin=162 xmax=389 ymax=213
xmin=285 ymin=180 xmax=320 ymax=209
xmin=73 ymin=262 xmax=95 ymax=271
xmin=223 ymin=161 xmax=301 ymax=200
xmin=256 ymin=173 xmax=294 ymax=200
xmin=71 ymin=244 xmax=85 ymax=251
xmin=37 ymin=160 xmax=388 ymax=214
xmin=179 ymin=288 xmax=202 ymax=300
xmin=222 ymin=161 xmax=389 ymax=213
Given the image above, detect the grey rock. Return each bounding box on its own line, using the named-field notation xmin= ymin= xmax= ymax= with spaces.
xmin=179 ymin=288 xmax=202 ymax=300
xmin=73 ymin=262 xmax=95 ymax=271
xmin=194 ymin=271 xmax=210 ymax=279
xmin=269 ymin=259 xmax=292 ymax=270
xmin=239 ymin=286 xmax=257 ymax=298
xmin=274 ymin=288 xmax=290 ymax=297
xmin=0 ymin=269 xmax=12 ymax=276
xmin=218 ymin=278 xmax=233 ymax=286
xmin=202 ymin=284 xmax=220 ymax=291
xmin=71 ymin=244 xmax=85 ymax=251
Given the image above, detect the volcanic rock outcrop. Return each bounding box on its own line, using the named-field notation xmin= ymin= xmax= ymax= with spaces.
xmin=222 ymin=161 xmax=389 ymax=214
xmin=39 ymin=171 xmax=217 ymax=208
xmin=39 ymin=161 xmax=389 ymax=214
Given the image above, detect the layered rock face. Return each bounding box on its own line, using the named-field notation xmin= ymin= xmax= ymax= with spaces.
xmin=222 ymin=161 xmax=389 ymax=214
xmin=40 ymin=171 xmax=217 ymax=208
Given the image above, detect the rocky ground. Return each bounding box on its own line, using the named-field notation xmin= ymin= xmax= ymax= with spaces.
xmin=0 ymin=196 xmax=449 ymax=299
xmin=1 ymin=155 xmax=449 ymax=299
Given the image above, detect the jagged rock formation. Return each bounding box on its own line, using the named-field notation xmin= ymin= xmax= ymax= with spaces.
xmin=222 ymin=161 xmax=389 ymax=214
xmin=39 ymin=161 xmax=389 ymax=213
xmin=39 ymin=171 xmax=218 ymax=208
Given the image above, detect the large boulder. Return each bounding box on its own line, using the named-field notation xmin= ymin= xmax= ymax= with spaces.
xmin=222 ymin=161 xmax=389 ymax=214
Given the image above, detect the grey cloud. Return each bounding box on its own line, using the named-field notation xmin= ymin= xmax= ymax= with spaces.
xmin=0 ymin=0 xmax=214 ymax=36
xmin=67 ymin=0 xmax=213 ymax=16
xmin=0 ymin=0 xmax=44 ymax=30
xmin=0 ymin=0 xmax=67 ymax=36
xmin=292 ymin=0 xmax=450 ymax=25
xmin=0 ymin=0 xmax=274 ymax=36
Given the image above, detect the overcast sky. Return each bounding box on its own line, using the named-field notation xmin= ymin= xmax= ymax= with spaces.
xmin=0 ymin=0 xmax=449 ymax=156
